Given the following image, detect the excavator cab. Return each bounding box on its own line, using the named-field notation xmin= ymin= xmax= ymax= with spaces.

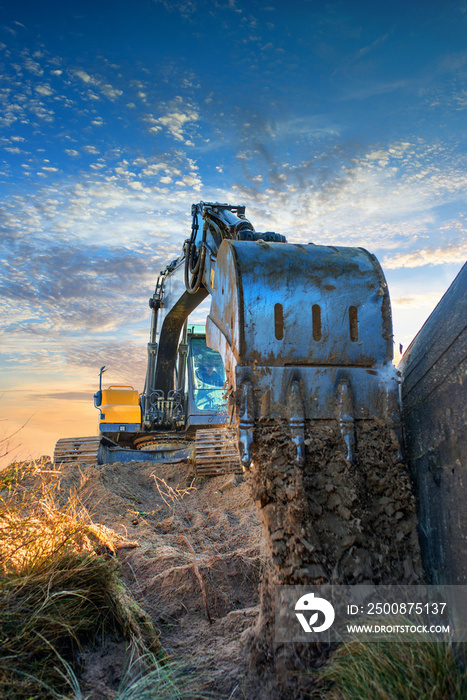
xmin=54 ymin=322 xmax=235 ymax=466
xmin=94 ymin=326 xmax=228 ymax=442
xmin=186 ymin=328 xmax=227 ymax=420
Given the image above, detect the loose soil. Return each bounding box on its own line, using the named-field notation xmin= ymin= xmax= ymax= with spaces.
xmin=53 ymin=459 xmax=264 ymax=698
xmin=246 ymin=418 xmax=423 ymax=698
xmin=49 ymin=417 xmax=422 ymax=698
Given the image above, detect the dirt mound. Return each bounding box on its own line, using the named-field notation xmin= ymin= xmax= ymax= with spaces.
xmin=53 ymin=459 xmax=264 ymax=698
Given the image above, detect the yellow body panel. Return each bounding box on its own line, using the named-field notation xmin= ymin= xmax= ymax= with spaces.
xmin=100 ymin=386 xmax=141 ymax=425
xmin=101 ymin=404 xmax=141 ymax=424
xmin=101 ymin=386 xmax=140 ymax=405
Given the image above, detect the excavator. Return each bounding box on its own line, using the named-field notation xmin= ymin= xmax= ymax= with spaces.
xmin=54 ymin=201 xmax=402 ymax=477
xmin=53 ymin=200 xmax=467 ymax=635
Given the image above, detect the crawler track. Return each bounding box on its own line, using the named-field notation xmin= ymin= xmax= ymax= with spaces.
xmin=53 ymin=436 xmax=103 ymax=465
xmin=194 ymin=428 xmax=242 ymax=476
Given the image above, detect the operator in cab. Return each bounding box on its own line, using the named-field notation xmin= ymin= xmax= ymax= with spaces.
xmin=196 ymin=361 xmax=224 ymax=387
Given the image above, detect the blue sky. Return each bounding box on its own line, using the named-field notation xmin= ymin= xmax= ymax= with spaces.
xmin=1 ymin=0 xmax=466 ymax=462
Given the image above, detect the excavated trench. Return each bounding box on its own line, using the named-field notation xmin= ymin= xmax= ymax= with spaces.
xmin=42 ymin=416 xmax=424 ymax=698
xmin=244 ymin=417 xmax=423 ymax=698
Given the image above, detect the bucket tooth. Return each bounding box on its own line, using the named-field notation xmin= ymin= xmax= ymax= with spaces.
xmin=238 ymin=380 xmax=254 ymax=470
xmin=336 ymin=378 xmax=356 ymax=465
xmin=288 ymin=378 xmax=305 ymax=466
xmin=379 ymin=379 xmax=403 ymax=461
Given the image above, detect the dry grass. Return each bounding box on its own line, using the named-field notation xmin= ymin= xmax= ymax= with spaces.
xmin=0 ymin=458 xmax=162 ymax=699
xmin=149 ymin=470 xmax=262 ymax=620
xmin=0 ymin=460 xmax=115 ymax=575
xmin=151 ymin=474 xmax=196 ymax=514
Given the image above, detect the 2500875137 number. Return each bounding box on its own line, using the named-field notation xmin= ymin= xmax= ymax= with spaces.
xmin=367 ymin=602 xmax=447 ymax=615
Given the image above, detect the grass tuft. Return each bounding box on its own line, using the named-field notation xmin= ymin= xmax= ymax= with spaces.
xmin=0 ymin=459 xmax=162 ymax=699
xmin=319 ymin=638 xmax=467 ymax=700
xmin=114 ymin=651 xmax=215 ymax=700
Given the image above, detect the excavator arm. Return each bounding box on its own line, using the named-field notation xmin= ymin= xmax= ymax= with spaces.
xmin=143 ymin=202 xmax=284 ymax=397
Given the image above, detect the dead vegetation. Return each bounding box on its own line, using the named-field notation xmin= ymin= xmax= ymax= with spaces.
xmin=0 ymin=459 xmax=174 ymax=699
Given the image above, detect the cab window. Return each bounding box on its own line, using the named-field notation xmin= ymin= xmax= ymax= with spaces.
xmin=190 ymin=338 xmax=227 ymax=411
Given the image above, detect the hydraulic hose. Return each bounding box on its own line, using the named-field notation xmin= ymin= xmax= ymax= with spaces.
xmin=184 ymin=206 xmax=207 ymax=294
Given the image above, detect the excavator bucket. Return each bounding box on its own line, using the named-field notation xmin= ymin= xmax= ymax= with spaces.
xmin=206 ymin=239 xmax=400 ymax=468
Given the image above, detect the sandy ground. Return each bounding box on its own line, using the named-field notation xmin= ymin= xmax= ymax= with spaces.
xmin=54 ymin=459 xmax=264 ymax=698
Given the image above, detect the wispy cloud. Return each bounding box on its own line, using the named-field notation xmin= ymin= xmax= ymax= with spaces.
xmin=65 ymin=342 xmax=147 ymax=386
xmin=228 ymin=138 xmax=467 ymax=258
xmin=73 ymin=68 xmax=123 ymax=101
xmin=145 ymin=96 xmax=199 ymax=144
xmin=32 ymin=391 xmax=94 ymax=401
xmin=0 ymin=141 xmax=214 ymax=387
xmin=392 ymin=292 xmax=447 ymax=308
xmin=0 ymin=240 xmax=159 ymax=335
xmin=383 ymin=240 xmax=467 ymax=269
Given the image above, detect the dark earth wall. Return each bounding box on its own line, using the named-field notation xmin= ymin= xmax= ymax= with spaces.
xmin=400 ymin=263 xmax=467 ymax=585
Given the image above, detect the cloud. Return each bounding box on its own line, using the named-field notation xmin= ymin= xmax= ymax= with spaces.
xmin=73 ymin=68 xmax=123 ymax=101
xmin=226 ymin=136 xmax=467 ymax=260
xmin=0 ymin=238 xmax=159 ymax=336
xmin=65 ymin=342 xmax=147 ymax=387
xmin=100 ymin=83 xmax=123 ymax=100
xmin=152 ymin=0 xmax=198 ymax=19
xmin=355 ymin=33 xmax=390 ymax=61
xmin=24 ymin=57 xmax=43 ymax=76
xmin=0 ymin=143 xmax=213 ymax=365
xmin=74 ymin=69 xmax=92 ymax=83
xmin=383 ymin=241 xmax=467 ymax=269
xmin=152 ymin=0 xmax=246 ymax=21
xmin=392 ymin=292 xmax=449 ymax=308
xmin=32 ymin=391 xmax=94 ymax=401
xmin=0 ymin=126 xmax=219 ymax=391
xmin=35 ymin=84 xmax=53 ymax=96
xmin=145 ymin=96 xmax=199 ymax=143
